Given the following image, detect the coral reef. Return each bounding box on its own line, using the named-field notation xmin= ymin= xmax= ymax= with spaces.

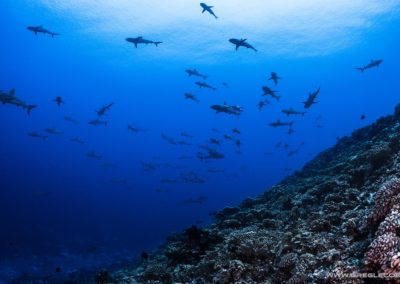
xmin=108 ymin=105 xmax=400 ymax=283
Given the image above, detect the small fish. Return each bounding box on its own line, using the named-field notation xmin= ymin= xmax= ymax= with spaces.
xmin=178 ymin=140 xmax=191 ymax=146
xmin=161 ymin=133 xmax=177 ymax=145
xmin=88 ymin=118 xmax=108 ymax=126
xmin=86 ymin=151 xmax=102 ymax=160
xmin=181 ymin=195 xmax=208 ymax=205
xmin=28 ymin=132 xmax=48 ymax=140
xmin=45 ymin=128 xmax=63 ymax=135
xmin=181 ymin=172 xmax=206 ymax=184
xmin=101 ymin=162 xmax=117 ymax=168
xmin=197 ymin=148 xmax=225 ymax=160
xmin=184 ymin=93 xmax=200 ymax=102
xmin=96 ymin=102 xmax=114 ymax=116
xmin=232 ymin=128 xmax=241 ymax=135
xmin=209 ymin=138 xmax=222 ymax=145
xmin=64 ymin=116 xmax=79 ymax=124
xmin=223 ymin=134 xmax=234 ymax=141
xmin=128 ymin=125 xmax=147 ymax=133
xmin=258 ymin=101 xmax=267 ymax=110
xmin=281 ymin=108 xmax=306 ymax=116
xmin=70 ymin=137 xmax=85 ymax=144
xmin=141 ymin=161 xmax=157 ymax=171
xmin=180 ymin=131 xmax=194 ymax=139
xmin=268 ymin=120 xmax=294 ymax=128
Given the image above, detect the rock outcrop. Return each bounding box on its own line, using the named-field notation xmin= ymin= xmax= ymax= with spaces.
xmin=108 ymin=105 xmax=400 ymax=283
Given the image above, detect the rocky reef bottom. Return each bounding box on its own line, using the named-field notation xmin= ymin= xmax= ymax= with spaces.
xmin=105 ymin=105 xmax=400 ymax=283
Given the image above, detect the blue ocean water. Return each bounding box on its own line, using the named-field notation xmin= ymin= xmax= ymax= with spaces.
xmin=1 ymin=0 xmax=399 ymax=281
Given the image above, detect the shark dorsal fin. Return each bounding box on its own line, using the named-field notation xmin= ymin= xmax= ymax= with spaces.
xmin=138 ymin=36 xmax=143 ymax=39
xmin=241 ymin=38 xmax=247 ymax=42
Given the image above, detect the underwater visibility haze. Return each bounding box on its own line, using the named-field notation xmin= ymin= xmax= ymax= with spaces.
xmin=1 ymin=0 xmax=400 ymax=282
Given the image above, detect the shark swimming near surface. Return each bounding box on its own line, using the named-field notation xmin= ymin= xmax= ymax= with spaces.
xmin=27 ymin=25 xmax=60 ymax=37
xmin=200 ymin=3 xmax=218 ymax=19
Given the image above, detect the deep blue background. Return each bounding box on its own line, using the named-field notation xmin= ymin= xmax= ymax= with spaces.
xmin=1 ymin=0 xmax=399 ymax=281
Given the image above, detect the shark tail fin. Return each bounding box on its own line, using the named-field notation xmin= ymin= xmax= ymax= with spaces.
xmin=356 ymin=67 xmax=364 ymax=72
xmin=289 ymin=121 xmax=295 ymax=127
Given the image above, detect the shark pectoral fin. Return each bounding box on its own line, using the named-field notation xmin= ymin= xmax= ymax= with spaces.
xmin=202 ymin=8 xmax=206 ymax=13
xmin=235 ymin=45 xmax=239 ymax=51
xmin=134 ymin=43 xmax=138 ymax=48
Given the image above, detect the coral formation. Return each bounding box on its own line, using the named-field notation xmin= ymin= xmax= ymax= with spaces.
xmin=108 ymin=105 xmax=400 ymax=283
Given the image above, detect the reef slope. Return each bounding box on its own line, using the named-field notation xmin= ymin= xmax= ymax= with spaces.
xmin=109 ymin=105 xmax=400 ymax=283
